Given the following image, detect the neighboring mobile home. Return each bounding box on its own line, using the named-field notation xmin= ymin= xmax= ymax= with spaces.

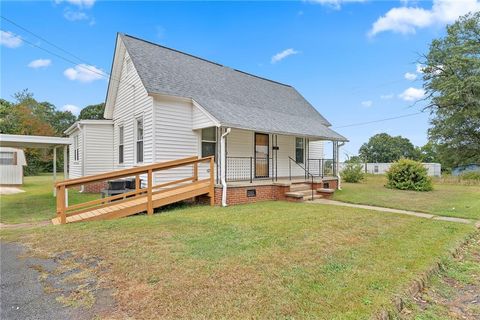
xmin=66 ymin=33 xmax=347 ymax=205
xmin=0 ymin=147 xmax=27 ymax=185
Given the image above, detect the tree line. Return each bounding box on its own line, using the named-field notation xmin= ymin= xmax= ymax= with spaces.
xmin=0 ymin=89 xmax=105 ymax=175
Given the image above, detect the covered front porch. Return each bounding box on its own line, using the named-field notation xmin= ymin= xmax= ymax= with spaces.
xmin=212 ymin=127 xmax=344 ymax=185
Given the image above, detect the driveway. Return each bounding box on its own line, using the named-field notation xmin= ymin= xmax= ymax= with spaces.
xmin=0 ymin=242 xmax=113 ymax=320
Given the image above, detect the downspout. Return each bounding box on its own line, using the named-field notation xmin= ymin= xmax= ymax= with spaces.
xmin=220 ymin=127 xmax=231 ymax=207
xmin=337 ymin=141 xmax=345 ymax=190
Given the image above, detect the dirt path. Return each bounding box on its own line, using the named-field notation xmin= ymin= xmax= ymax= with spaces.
xmin=0 ymin=221 xmax=51 ymax=229
xmin=401 ymin=233 xmax=480 ymax=319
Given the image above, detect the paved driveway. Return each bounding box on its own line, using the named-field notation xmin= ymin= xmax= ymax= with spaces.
xmin=1 ymin=242 xmax=89 ymax=320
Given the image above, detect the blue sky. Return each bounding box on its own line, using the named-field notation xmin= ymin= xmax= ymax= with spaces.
xmin=1 ymin=0 xmax=478 ymax=158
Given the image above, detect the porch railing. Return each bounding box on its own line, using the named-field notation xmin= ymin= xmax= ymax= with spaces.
xmin=307 ymin=158 xmax=334 ymax=178
xmin=226 ymin=157 xmax=273 ymax=182
xmin=225 ymin=157 xmax=335 ymax=182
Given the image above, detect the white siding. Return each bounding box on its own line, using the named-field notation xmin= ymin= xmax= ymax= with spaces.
xmin=154 ymin=96 xmax=201 ymax=184
xmin=192 ymin=104 xmax=216 ymax=130
xmin=112 ymin=51 xmax=154 ymax=172
xmin=84 ymin=124 xmax=114 ymax=176
xmin=69 ymin=129 xmax=83 ymax=179
xmin=309 ymin=140 xmax=324 ymax=160
xmin=0 ymin=165 xmax=23 ymax=185
xmin=0 ymin=149 xmax=24 ymax=185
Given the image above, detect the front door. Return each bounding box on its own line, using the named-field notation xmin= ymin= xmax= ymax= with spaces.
xmin=255 ymin=133 xmax=269 ymax=178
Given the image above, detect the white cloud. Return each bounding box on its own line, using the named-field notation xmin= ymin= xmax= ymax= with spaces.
xmin=0 ymin=30 xmax=22 ymax=48
xmin=55 ymin=0 xmax=96 ymax=8
xmin=368 ymin=0 xmax=480 ymax=37
xmin=380 ymin=93 xmax=394 ymax=100
xmin=28 ymin=59 xmax=52 ymax=69
xmin=404 ymin=72 xmax=417 ymax=80
xmin=399 ymin=87 xmax=426 ymax=101
xmin=308 ymin=0 xmax=365 ymax=9
xmin=271 ymin=48 xmax=299 ymax=64
xmin=62 ymin=104 xmax=81 ymax=115
xmin=64 ymin=9 xmax=89 ymax=21
xmin=64 ymin=64 xmax=106 ymax=83
xmin=361 ymin=100 xmax=373 ymax=107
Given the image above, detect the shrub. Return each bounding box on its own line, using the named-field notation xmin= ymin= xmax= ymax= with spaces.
xmin=341 ymin=162 xmax=365 ymax=183
xmin=460 ymin=171 xmax=480 ymax=182
xmin=386 ymin=159 xmax=433 ymax=191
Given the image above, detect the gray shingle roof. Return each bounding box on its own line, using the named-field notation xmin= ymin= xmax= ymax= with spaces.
xmin=121 ymin=34 xmax=347 ymax=141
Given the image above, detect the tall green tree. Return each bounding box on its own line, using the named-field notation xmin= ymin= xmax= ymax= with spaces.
xmin=0 ymin=90 xmax=77 ymax=174
xmin=359 ymin=133 xmax=419 ymax=163
xmin=422 ymin=12 xmax=480 ymax=168
xmin=78 ymin=103 xmax=105 ymax=120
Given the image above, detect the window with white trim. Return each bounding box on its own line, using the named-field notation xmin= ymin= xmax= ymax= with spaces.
xmin=201 ymin=127 xmax=216 ymax=158
xmin=73 ymin=135 xmax=79 ymax=161
xmin=295 ymin=137 xmax=304 ymax=164
xmin=136 ymin=118 xmax=144 ymax=163
xmin=119 ymin=126 xmax=124 ymax=164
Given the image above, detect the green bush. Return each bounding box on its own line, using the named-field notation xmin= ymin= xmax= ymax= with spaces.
xmin=460 ymin=171 xmax=480 ymax=181
xmin=341 ymin=162 xmax=365 ymax=183
xmin=386 ymin=159 xmax=433 ymax=191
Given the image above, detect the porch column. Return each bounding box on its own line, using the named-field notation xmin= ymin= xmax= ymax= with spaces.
xmin=64 ymin=145 xmax=69 ymax=206
xmin=332 ymin=141 xmax=337 ymax=177
xmin=53 ymin=146 xmax=57 ymax=196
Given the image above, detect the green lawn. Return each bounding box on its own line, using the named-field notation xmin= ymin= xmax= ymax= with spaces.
xmin=0 ymin=174 xmax=98 ymax=224
xmin=333 ymin=175 xmax=480 ymax=220
xmin=1 ymin=202 xmax=475 ymax=319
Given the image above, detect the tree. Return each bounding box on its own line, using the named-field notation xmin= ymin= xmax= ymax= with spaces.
xmin=422 ymin=12 xmax=480 ymax=168
xmin=417 ymin=142 xmax=439 ymax=163
xmin=0 ymin=90 xmax=76 ymax=175
xmin=359 ymin=133 xmax=419 ymax=163
xmin=78 ymin=103 xmax=105 ymax=120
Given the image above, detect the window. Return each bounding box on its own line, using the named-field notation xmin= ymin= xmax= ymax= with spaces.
xmin=73 ymin=135 xmax=79 ymax=161
xmin=136 ymin=118 xmax=144 ymax=163
xmin=119 ymin=126 xmax=124 ymax=164
xmin=0 ymin=151 xmax=16 ymax=165
xmin=295 ymin=137 xmax=304 ymax=163
xmin=201 ymin=127 xmax=216 ymax=158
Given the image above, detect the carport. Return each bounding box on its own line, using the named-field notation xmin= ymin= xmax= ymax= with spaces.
xmin=0 ymin=134 xmax=71 ymax=196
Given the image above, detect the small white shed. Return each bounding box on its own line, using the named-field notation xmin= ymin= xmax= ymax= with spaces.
xmin=0 ymin=147 xmax=27 ymax=185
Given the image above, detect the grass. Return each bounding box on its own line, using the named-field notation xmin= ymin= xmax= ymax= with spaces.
xmin=1 ymin=201 xmax=475 ymax=319
xmin=333 ymin=175 xmax=480 ymax=220
xmin=0 ymin=174 xmax=98 ymax=224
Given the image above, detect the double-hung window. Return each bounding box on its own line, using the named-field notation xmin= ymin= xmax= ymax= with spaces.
xmin=73 ymin=135 xmax=79 ymax=162
xmin=136 ymin=118 xmax=144 ymax=163
xmin=118 ymin=126 xmax=124 ymax=164
xmin=201 ymin=127 xmax=216 ymax=158
xmin=295 ymin=137 xmax=304 ymax=164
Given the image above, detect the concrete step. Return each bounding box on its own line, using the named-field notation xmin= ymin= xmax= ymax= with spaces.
xmin=289 ymin=183 xmax=311 ymax=192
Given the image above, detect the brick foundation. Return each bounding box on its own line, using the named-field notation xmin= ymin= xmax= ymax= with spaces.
xmin=207 ymin=178 xmax=339 ymax=206
xmin=82 ymin=181 xmax=107 ymax=193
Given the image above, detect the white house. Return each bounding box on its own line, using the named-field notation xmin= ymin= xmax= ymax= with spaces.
xmin=0 ymin=147 xmax=27 ymax=185
xmin=66 ymin=34 xmax=347 ymax=203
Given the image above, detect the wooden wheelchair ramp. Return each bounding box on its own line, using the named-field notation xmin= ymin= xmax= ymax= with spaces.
xmin=52 ymin=156 xmax=215 ymax=225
